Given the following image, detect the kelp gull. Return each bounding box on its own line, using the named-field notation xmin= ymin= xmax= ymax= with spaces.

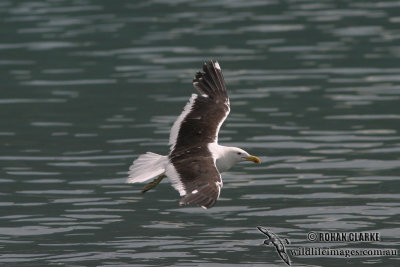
xmin=127 ymin=60 xmax=260 ymax=209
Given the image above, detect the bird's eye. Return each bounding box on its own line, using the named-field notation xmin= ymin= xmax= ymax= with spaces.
xmin=237 ymin=152 xmax=241 ymax=155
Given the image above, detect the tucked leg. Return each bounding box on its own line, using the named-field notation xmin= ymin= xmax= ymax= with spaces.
xmin=141 ymin=174 xmax=166 ymax=193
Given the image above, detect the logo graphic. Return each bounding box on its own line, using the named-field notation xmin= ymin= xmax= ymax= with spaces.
xmin=257 ymin=226 xmax=291 ymax=266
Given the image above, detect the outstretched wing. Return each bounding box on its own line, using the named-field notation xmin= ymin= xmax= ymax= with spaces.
xmin=168 ymin=60 xmax=230 ymax=152
xmin=167 ymin=60 xmax=229 ymax=208
xmin=168 ymin=148 xmax=222 ymax=209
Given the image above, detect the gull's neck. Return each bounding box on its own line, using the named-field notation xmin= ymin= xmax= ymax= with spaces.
xmin=208 ymin=143 xmax=237 ymax=173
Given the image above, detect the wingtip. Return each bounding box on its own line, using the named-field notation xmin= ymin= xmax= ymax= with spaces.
xmin=193 ymin=60 xmax=227 ymax=98
xmin=179 ymin=190 xmax=217 ymax=209
xmin=202 ymin=60 xmax=220 ymax=70
xmin=205 ymin=59 xmax=220 ymax=68
xmin=214 ymin=61 xmax=221 ymax=70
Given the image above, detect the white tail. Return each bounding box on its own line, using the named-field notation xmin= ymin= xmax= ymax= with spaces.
xmin=127 ymin=152 xmax=168 ymax=183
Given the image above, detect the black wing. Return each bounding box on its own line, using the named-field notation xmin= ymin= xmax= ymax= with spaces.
xmin=167 ymin=60 xmax=229 ymax=208
xmin=173 ymin=149 xmax=222 ymax=209
xmin=168 ymin=60 xmax=230 ymax=152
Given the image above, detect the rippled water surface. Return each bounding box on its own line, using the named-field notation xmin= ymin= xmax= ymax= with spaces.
xmin=1 ymin=0 xmax=399 ymax=266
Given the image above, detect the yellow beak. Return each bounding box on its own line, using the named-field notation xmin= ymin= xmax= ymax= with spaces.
xmin=243 ymin=155 xmax=261 ymax=164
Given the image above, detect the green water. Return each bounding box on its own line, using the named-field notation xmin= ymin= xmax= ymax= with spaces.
xmin=1 ymin=0 xmax=399 ymax=266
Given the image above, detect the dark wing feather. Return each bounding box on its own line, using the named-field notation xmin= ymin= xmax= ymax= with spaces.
xmin=171 ymin=149 xmax=221 ymax=209
xmin=168 ymin=60 xmax=228 ymax=209
xmin=193 ymin=61 xmax=227 ymax=99
xmin=179 ymin=183 xmax=220 ymax=209
xmin=169 ymin=60 xmax=229 ymax=152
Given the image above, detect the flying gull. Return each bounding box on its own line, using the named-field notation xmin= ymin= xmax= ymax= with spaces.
xmin=127 ymin=60 xmax=260 ymax=209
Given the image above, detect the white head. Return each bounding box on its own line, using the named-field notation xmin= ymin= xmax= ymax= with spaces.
xmin=215 ymin=146 xmax=261 ymax=173
xmin=229 ymin=147 xmax=261 ymax=164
